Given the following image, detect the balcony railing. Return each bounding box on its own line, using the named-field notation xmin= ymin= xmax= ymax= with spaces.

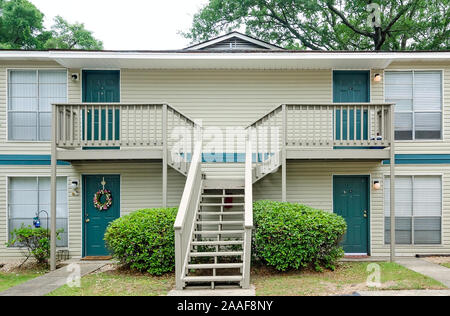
xmin=54 ymin=103 xmax=199 ymax=149
xmin=247 ymin=103 xmax=395 ymax=180
xmin=53 ymin=103 xmax=201 ymax=173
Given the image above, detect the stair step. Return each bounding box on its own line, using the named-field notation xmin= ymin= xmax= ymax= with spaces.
xmin=190 ymin=251 xmax=243 ymax=257
xmin=198 ymin=212 xmax=244 ymax=216
xmin=183 ymin=276 xmax=243 ymax=283
xmin=200 ymin=203 xmax=245 ymax=207
xmin=196 ymin=221 xmax=244 ymax=225
xmin=194 ymin=230 xmax=245 ymax=235
xmin=192 ymin=240 xmax=244 ymax=246
xmin=187 ymin=263 xmax=243 ymax=270
xmin=202 ymin=195 xmax=245 ymax=198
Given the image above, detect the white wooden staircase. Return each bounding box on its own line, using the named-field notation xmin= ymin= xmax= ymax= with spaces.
xmin=174 ymin=139 xmax=253 ymax=290
xmin=182 ymin=188 xmax=246 ymax=288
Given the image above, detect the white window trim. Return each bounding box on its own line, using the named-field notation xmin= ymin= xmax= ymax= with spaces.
xmin=6 ymin=175 xmax=70 ymax=248
xmin=384 ymin=69 xmax=444 ymax=142
xmin=6 ymin=68 xmax=68 ymax=143
xmin=384 ymin=174 xmax=443 ymax=246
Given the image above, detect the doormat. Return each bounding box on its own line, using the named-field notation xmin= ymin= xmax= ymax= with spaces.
xmin=82 ymin=256 xmax=113 ymax=261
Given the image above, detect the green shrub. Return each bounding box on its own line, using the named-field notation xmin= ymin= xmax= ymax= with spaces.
xmin=104 ymin=208 xmax=177 ymax=275
xmin=6 ymin=225 xmax=62 ymax=265
xmin=253 ymin=201 xmax=347 ymax=272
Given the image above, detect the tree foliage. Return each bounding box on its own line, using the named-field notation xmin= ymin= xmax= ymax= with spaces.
xmin=44 ymin=16 xmax=103 ymax=50
xmin=0 ymin=0 xmax=103 ymax=50
xmin=184 ymin=0 xmax=449 ymax=51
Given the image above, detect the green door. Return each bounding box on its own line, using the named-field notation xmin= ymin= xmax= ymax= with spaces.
xmin=333 ymin=71 xmax=370 ymax=103
xmin=82 ymin=70 xmax=120 ymax=142
xmin=83 ymin=175 xmax=120 ymax=257
xmin=333 ymin=71 xmax=370 ymax=141
xmin=333 ymin=176 xmax=369 ymax=254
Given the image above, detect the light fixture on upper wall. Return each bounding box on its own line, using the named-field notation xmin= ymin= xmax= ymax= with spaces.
xmin=374 ymin=73 xmax=382 ymax=82
xmin=71 ymin=180 xmax=79 ymax=196
xmin=373 ymin=180 xmax=381 ymax=190
xmin=71 ymin=73 xmax=80 ymax=81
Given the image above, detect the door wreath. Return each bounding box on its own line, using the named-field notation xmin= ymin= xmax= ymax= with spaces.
xmin=93 ymin=189 xmax=113 ymax=211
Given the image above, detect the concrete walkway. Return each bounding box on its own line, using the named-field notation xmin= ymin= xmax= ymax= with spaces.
xmin=396 ymin=258 xmax=450 ymax=288
xmin=168 ymin=286 xmax=256 ymax=296
xmin=0 ymin=262 xmax=106 ymax=296
xmin=357 ymin=290 xmax=450 ymax=296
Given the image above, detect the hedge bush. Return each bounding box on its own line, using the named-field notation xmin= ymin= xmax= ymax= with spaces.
xmin=252 ymin=201 xmax=347 ymax=272
xmin=104 ymin=208 xmax=177 ymax=275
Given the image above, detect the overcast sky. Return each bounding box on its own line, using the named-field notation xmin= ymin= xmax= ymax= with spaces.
xmin=29 ymin=0 xmax=209 ymax=50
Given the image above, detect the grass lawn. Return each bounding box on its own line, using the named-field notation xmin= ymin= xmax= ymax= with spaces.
xmin=46 ymin=262 xmax=444 ymax=296
xmin=442 ymin=263 xmax=450 ymax=269
xmin=0 ymin=271 xmax=44 ymax=292
xmin=253 ymin=262 xmax=445 ymax=296
xmin=48 ymin=270 xmax=175 ymax=296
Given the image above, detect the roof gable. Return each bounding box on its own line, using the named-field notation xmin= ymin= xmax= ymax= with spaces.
xmin=185 ymin=32 xmax=284 ymax=51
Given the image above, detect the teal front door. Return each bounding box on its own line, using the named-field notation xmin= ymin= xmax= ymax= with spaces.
xmin=82 ymin=70 xmax=120 ymax=142
xmin=333 ymin=71 xmax=370 ymax=103
xmin=333 ymin=176 xmax=369 ymax=254
xmin=83 ymin=175 xmax=120 ymax=257
xmin=333 ymin=71 xmax=370 ymax=142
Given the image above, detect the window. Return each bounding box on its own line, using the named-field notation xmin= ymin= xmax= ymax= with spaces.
xmin=8 ymin=69 xmax=67 ymax=141
xmin=385 ymin=176 xmax=441 ymax=245
xmin=385 ymin=71 xmax=442 ymax=140
xmin=8 ymin=177 xmax=68 ymax=247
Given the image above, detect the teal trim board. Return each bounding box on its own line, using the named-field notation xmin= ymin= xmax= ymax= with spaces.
xmin=383 ymin=154 xmax=450 ymax=165
xmin=0 ymin=155 xmax=70 ymax=166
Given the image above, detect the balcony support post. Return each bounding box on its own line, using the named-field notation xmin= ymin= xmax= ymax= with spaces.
xmin=50 ymin=104 xmax=57 ymax=271
xmin=282 ymin=104 xmax=287 ymax=202
xmin=390 ymin=104 xmax=396 ymax=262
xmin=162 ymin=104 xmax=168 ymax=207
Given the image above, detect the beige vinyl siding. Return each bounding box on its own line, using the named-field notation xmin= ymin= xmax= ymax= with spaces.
xmin=121 ymin=69 xmax=332 ymax=127
xmin=1 ymin=63 xmax=449 ymax=154
xmin=1 ymin=61 xmax=450 ymax=259
xmin=0 ymin=163 xmax=185 ymax=259
xmin=254 ymin=161 xmax=450 ymax=257
xmin=121 ymin=69 xmax=331 ymax=178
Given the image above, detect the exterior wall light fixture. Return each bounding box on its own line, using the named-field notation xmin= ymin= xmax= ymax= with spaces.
xmin=373 ymin=180 xmax=381 ymax=190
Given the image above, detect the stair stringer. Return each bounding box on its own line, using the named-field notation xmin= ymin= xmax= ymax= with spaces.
xmin=180 ymin=179 xmax=204 ymax=287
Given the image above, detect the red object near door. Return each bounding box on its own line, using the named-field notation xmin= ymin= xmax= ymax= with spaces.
xmin=225 ymin=197 xmax=233 ymax=209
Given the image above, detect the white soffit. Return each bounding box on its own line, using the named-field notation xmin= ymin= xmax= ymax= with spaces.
xmin=0 ymin=51 xmax=449 ymax=70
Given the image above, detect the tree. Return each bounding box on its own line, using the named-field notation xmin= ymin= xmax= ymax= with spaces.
xmin=0 ymin=0 xmax=103 ymax=50
xmin=0 ymin=0 xmax=44 ymax=49
xmin=44 ymin=16 xmax=103 ymax=50
xmin=184 ymin=0 xmax=449 ymax=51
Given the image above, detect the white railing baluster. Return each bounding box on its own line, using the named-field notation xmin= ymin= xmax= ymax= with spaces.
xmin=105 ymin=105 xmax=109 ymax=144
xmin=112 ymin=105 xmax=116 ymax=146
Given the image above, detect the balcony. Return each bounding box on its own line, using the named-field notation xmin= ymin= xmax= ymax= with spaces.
xmin=52 ymin=103 xmax=199 ymax=170
xmin=247 ymin=103 xmax=395 ymax=181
